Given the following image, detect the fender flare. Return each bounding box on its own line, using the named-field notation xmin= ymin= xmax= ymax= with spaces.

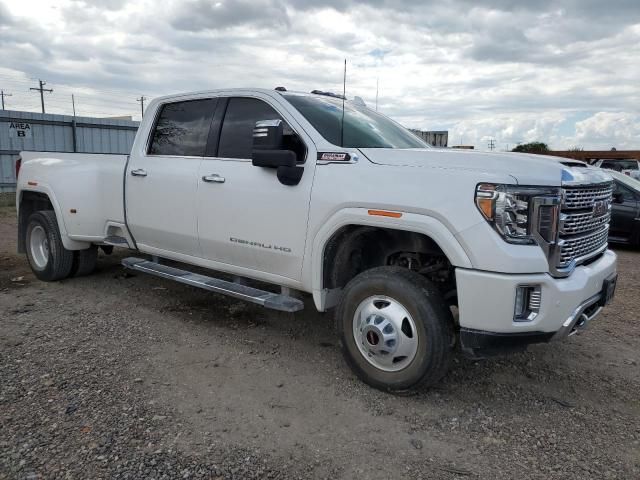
xmin=18 ymin=185 xmax=87 ymax=251
xmin=308 ymin=208 xmax=473 ymax=310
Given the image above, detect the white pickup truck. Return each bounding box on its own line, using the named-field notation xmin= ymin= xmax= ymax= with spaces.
xmin=16 ymin=88 xmax=618 ymax=391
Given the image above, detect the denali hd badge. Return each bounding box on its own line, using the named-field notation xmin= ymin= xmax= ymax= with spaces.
xmin=318 ymin=152 xmax=351 ymax=162
xmin=230 ymin=237 xmax=292 ymax=253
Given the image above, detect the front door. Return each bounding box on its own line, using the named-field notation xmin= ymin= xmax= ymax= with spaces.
xmin=126 ymin=98 xmax=217 ymax=256
xmin=196 ymin=96 xmax=315 ymax=281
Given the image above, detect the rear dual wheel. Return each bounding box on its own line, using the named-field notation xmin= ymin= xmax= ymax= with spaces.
xmin=25 ymin=210 xmax=97 ymax=281
xmin=336 ymin=267 xmax=453 ymax=392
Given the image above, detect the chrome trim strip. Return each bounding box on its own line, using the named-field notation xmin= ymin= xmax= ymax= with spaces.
xmin=552 ymin=292 xmax=603 ymax=341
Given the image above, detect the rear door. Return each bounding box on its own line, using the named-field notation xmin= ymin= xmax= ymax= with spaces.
xmin=196 ymin=95 xmax=315 ymax=281
xmin=126 ymin=98 xmax=216 ymax=256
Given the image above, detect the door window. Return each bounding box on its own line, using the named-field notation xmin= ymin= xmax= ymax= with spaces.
xmin=218 ymin=98 xmax=285 ymax=159
xmin=148 ymin=99 xmax=216 ymax=156
xmin=614 ymin=182 xmax=637 ymax=202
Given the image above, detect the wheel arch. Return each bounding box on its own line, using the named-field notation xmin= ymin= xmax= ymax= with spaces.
xmin=310 ymin=208 xmax=472 ymax=311
xmin=18 ymin=188 xmax=86 ymax=252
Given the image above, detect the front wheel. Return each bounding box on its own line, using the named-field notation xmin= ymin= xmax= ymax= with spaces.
xmin=25 ymin=210 xmax=74 ymax=281
xmin=336 ymin=267 xmax=453 ymax=392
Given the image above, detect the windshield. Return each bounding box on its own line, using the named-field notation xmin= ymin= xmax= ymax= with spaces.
xmin=283 ymin=93 xmax=428 ymax=149
xmin=608 ymin=169 xmax=640 ymax=191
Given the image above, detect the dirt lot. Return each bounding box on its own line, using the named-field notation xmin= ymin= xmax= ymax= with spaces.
xmin=1 ymin=205 xmax=639 ymax=480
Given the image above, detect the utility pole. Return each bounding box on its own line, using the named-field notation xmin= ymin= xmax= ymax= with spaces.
xmin=30 ymin=80 xmax=53 ymax=114
xmin=137 ymin=96 xmax=146 ymax=118
xmin=488 ymin=138 xmax=496 ymax=151
xmin=0 ymin=90 xmax=12 ymax=110
xmin=72 ymin=94 xmax=76 ymax=116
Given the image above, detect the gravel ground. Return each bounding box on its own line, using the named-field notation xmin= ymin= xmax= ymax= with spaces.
xmin=1 ymin=205 xmax=639 ymax=479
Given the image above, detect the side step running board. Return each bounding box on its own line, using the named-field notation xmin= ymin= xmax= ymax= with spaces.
xmin=121 ymin=257 xmax=304 ymax=313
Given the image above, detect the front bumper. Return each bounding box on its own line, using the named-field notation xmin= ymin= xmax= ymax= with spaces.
xmin=456 ymin=249 xmax=617 ymax=352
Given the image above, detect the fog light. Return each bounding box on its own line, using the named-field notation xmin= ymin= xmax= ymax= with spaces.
xmin=514 ymin=285 xmax=541 ymax=322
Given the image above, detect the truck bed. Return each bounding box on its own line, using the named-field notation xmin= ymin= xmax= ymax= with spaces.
xmin=18 ymin=151 xmax=129 ymax=243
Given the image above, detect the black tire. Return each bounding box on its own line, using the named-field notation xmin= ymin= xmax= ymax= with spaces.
xmin=25 ymin=210 xmax=74 ymax=282
xmin=336 ymin=266 xmax=453 ymax=392
xmin=71 ymin=245 xmax=98 ymax=277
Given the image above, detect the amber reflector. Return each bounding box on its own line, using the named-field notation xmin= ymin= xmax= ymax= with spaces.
xmin=368 ymin=209 xmax=402 ymax=218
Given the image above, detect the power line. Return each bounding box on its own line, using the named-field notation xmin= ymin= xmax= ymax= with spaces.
xmin=0 ymin=90 xmax=12 ymax=110
xmin=0 ymin=72 xmax=147 ymax=118
xmin=30 ymin=79 xmax=53 ymax=114
xmin=0 ymin=72 xmax=148 ymax=99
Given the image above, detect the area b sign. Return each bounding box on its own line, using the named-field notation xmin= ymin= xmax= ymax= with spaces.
xmin=9 ymin=122 xmax=32 ymax=139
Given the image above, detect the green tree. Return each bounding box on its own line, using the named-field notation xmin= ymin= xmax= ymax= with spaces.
xmin=511 ymin=142 xmax=549 ymax=153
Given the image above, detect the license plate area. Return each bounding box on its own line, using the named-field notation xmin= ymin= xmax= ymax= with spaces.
xmin=600 ymin=274 xmax=617 ymax=306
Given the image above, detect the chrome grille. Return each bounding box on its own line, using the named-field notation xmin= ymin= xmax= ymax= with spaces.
xmin=563 ymin=184 xmax=613 ymax=210
xmin=556 ymin=182 xmax=613 ymax=269
xmin=558 ymin=227 xmax=609 ymax=267
xmin=561 ymin=211 xmax=611 ymax=235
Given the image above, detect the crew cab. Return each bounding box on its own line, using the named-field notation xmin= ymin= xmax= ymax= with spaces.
xmin=16 ymin=88 xmax=618 ymax=392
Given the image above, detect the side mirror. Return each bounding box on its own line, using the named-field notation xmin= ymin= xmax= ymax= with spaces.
xmin=613 ymin=192 xmax=625 ymax=204
xmin=251 ymin=119 xmax=303 ymax=186
xmin=253 ymin=119 xmax=284 ymax=150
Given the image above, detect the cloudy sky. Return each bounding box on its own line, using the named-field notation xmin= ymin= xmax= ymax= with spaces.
xmin=1 ymin=0 xmax=639 ymax=150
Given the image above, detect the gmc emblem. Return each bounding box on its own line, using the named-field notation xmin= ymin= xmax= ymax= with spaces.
xmin=592 ymin=200 xmax=609 ymax=218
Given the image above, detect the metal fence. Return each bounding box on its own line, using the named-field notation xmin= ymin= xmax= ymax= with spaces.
xmin=0 ymin=110 xmax=139 ymax=194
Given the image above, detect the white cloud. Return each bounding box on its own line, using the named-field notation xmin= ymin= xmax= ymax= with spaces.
xmin=575 ymin=112 xmax=640 ymax=150
xmin=0 ymin=0 xmax=638 ymax=150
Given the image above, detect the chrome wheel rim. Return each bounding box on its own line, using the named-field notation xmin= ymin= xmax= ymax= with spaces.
xmin=352 ymin=295 xmax=419 ymax=372
xmin=29 ymin=225 xmax=49 ymax=270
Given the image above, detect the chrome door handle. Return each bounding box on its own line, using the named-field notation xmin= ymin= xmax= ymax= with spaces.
xmin=130 ymin=168 xmax=147 ymax=177
xmin=202 ymin=174 xmax=225 ymax=183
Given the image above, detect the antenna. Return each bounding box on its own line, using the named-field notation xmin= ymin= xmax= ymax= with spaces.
xmin=341 ymin=59 xmax=346 ymax=147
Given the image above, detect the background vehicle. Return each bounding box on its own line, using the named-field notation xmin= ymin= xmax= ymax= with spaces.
xmin=15 ymin=88 xmax=618 ymax=392
xmin=594 ymin=158 xmax=640 ymax=180
xmin=604 ymin=170 xmax=640 ymax=245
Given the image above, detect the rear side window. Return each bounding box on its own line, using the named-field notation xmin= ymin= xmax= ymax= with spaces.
xmin=218 ymin=98 xmax=284 ymax=159
xmin=148 ymin=99 xmax=216 ymax=156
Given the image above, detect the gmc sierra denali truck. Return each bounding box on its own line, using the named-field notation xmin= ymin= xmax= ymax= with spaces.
xmin=16 ymin=88 xmax=618 ymax=392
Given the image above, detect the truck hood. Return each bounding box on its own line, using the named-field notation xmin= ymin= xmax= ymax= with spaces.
xmin=358 ymin=148 xmax=612 ymax=186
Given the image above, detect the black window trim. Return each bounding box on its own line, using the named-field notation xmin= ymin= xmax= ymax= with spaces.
xmin=210 ymin=95 xmax=309 ymax=164
xmin=204 ymin=97 xmax=228 ymax=158
xmin=145 ymin=97 xmax=219 ymax=158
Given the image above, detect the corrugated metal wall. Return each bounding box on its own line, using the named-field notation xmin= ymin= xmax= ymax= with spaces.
xmin=410 ymin=129 xmax=449 ymax=148
xmin=0 ymin=110 xmax=138 ymax=193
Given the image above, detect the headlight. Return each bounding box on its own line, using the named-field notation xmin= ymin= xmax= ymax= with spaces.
xmin=475 ymin=184 xmax=561 ymax=245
